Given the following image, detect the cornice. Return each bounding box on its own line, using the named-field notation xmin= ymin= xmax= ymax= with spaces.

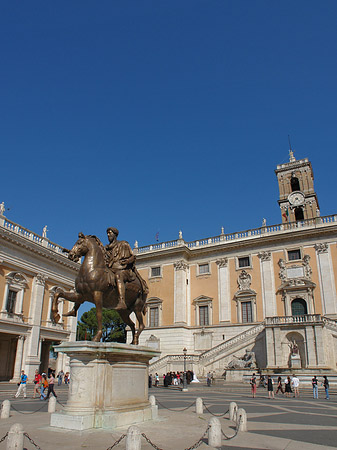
xmin=0 ymin=227 xmax=79 ymax=272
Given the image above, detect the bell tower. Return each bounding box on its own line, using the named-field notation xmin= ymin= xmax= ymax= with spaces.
xmin=275 ymin=150 xmax=320 ymax=223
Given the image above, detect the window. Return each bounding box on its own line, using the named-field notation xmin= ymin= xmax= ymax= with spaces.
xmin=288 ymin=249 xmax=301 ymax=261
xmin=238 ymin=256 xmax=250 ymax=268
xmin=151 ymin=266 xmax=161 ymax=277
xmin=295 ymin=207 xmax=304 ymax=221
xmin=291 ymin=177 xmax=300 ymax=192
xmin=149 ymin=307 xmax=159 ymax=327
xmin=291 ymin=298 xmax=307 ymax=316
xmin=199 ymin=305 xmax=209 ymax=326
xmin=198 ymin=263 xmax=210 ymax=275
xmin=241 ymin=301 xmax=252 ymax=323
xmin=6 ymin=290 xmax=17 ymax=314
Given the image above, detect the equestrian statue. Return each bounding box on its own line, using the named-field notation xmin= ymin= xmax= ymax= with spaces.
xmin=51 ymin=227 xmax=149 ymax=344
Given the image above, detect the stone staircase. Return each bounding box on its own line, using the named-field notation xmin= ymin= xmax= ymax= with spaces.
xmin=199 ymin=322 xmax=265 ymax=367
xmin=149 ymin=322 xmax=265 ymax=374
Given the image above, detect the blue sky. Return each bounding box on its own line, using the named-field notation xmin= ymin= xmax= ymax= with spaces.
xmin=1 ymin=2 xmax=337 ymax=272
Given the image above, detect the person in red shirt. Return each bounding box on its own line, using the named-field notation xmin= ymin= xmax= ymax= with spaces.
xmin=32 ymin=369 xmax=42 ymax=399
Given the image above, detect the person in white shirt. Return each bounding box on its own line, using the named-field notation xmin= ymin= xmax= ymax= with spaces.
xmin=292 ymin=374 xmax=300 ymax=397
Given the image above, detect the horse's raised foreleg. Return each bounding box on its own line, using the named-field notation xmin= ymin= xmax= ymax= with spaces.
xmin=93 ymin=291 xmax=103 ymax=342
xmin=51 ymin=290 xmax=83 ymax=324
xmin=118 ymin=310 xmax=136 ymax=345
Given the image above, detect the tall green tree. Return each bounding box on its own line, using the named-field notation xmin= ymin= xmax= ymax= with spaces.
xmin=77 ymin=307 xmax=126 ymax=342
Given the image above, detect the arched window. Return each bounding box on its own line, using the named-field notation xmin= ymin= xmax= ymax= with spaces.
xmin=291 ymin=298 xmax=307 ymax=316
xmin=295 ymin=207 xmax=304 ymax=221
xmin=291 ymin=177 xmax=300 ymax=192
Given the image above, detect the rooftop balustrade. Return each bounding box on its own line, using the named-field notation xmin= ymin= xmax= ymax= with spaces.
xmin=135 ymin=214 xmax=337 ymax=254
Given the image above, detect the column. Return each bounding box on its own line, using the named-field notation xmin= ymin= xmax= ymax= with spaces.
xmin=173 ymin=261 xmax=188 ymax=324
xmin=304 ymin=326 xmax=317 ymax=367
xmin=273 ymin=327 xmax=282 ymax=366
xmin=25 ymin=273 xmax=47 ymax=378
xmin=216 ymin=258 xmax=230 ymax=322
xmin=314 ymin=326 xmax=326 ymax=366
xmin=258 ymin=252 xmax=277 ymax=317
xmin=11 ymin=336 xmax=26 ymax=381
xmin=0 ymin=282 xmax=9 ymax=313
xmin=315 ymin=244 xmax=337 ymax=315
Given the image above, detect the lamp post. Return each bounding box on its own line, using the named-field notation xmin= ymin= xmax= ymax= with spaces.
xmin=182 ymin=347 xmax=188 ymax=392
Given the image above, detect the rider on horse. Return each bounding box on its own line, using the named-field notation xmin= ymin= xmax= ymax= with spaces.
xmin=105 ymin=227 xmax=148 ymax=311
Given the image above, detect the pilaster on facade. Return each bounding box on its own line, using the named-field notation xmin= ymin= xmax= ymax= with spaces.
xmin=258 ymin=251 xmax=277 ymax=317
xmin=315 ymin=243 xmax=337 ymax=315
xmin=216 ymin=258 xmax=230 ymax=322
xmin=173 ymin=260 xmax=189 ymax=325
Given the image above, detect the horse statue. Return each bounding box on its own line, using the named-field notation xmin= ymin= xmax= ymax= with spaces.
xmin=51 ymin=233 xmax=148 ymax=344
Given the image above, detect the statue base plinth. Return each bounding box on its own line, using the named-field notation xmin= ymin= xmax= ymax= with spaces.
xmin=290 ymin=354 xmax=301 ymax=369
xmin=50 ymin=341 xmax=160 ymax=430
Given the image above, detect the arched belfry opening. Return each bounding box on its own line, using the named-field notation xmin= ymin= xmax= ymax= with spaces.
xmin=294 ymin=207 xmax=304 ymax=221
xmin=291 ymin=176 xmax=300 ymax=192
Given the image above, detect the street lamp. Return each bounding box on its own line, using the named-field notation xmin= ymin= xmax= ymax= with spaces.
xmin=182 ymin=347 xmax=188 ymax=392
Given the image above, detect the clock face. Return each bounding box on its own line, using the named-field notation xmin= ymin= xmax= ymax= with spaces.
xmin=288 ymin=191 xmax=305 ymax=206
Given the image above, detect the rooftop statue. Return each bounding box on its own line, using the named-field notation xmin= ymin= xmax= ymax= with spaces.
xmin=51 ymin=229 xmax=148 ymax=344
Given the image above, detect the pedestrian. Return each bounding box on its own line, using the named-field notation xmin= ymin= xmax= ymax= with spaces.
xmin=32 ymin=369 xmax=42 ymax=398
xmin=15 ymin=370 xmax=28 ymax=398
xmin=57 ymin=370 xmax=64 ymax=386
xmin=292 ymin=374 xmax=300 ymax=398
xmin=267 ymin=375 xmax=274 ymax=399
xmin=40 ymin=374 xmax=48 ymax=400
xmin=45 ymin=372 xmax=57 ymax=399
xmin=206 ymin=371 xmax=212 ymax=387
xmin=250 ymin=373 xmax=257 ymax=398
xmin=276 ymin=376 xmax=284 ymax=395
xmin=284 ymin=376 xmax=292 ymax=397
xmin=149 ymin=374 xmax=153 ymax=388
xmin=312 ymin=375 xmax=318 ymax=399
xmin=322 ymin=376 xmax=330 ymax=400
xmin=155 ymin=373 xmax=159 ymax=387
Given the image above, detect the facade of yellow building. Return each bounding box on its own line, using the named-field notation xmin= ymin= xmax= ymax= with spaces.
xmin=133 ymin=153 xmax=337 ymax=376
xmin=0 ymin=214 xmax=79 ymax=381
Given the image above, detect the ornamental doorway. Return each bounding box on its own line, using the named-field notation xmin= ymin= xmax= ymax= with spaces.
xmin=291 ymin=298 xmax=307 ymax=316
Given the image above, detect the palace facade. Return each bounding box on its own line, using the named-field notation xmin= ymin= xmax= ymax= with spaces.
xmin=0 ymin=214 xmax=79 ymax=381
xmin=133 ymin=153 xmax=337 ymax=376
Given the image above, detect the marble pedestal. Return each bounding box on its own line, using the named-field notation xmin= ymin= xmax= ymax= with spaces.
xmin=50 ymin=341 xmax=160 ymax=431
xmin=290 ymin=354 xmax=301 ymax=369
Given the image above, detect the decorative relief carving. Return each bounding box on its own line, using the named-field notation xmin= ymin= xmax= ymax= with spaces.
xmin=174 ymin=261 xmax=188 ymax=271
xmin=258 ymin=251 xmax=271 ymax=261
xmin=303 ymin=254 xmax=312 ymax=279
xmin=278 ymin=259 xmax=287 ymax=281
xmin=216 ymin=258 xmax=228 ymax=268
xmin=315 ymin=243 xmax=328 ymax=254
xmin=35 ymin=273 xmax=47 ymax=286
xmin=238 ymin=270 xmax=252 ymax=291
xmin=5 ymin=272 xmax=28 ymax=288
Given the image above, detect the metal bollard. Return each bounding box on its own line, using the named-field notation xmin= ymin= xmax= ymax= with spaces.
xmin=1 ymin=400 xmax=10 ymax=419
xmin=6 ymin=423 xmax=24 ymax=450
xmin=229 ymin=401 xmax=237 ymax=421
xmin=48 ymin=396 xmax=57 ymax=413
xmin=126 ymin=425 xmax=141 ymax=450
xmin=236 ymin=408 xmax=248 ymax=432
xmin=208 ymin=417 xmax=221 ymax=448
xmin=195 ymin=397 xmax=203 ymax=414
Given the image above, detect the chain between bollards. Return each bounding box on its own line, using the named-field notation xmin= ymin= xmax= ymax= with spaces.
xmin=11 ymin=403 xmax=48 ymax=414
xmin=23 ymin=432 xmax=43 ymax=450
xmin=0 ymin=432 xmax=8 ymax=444
xmin=105 ymin=433 xmax=126 ymax=450
xmin=203 ymin=402 xmax=229 ymax=417
xmin=221 ymin=415 xmax=242 ymax=440
xmin=155 ymin=399 xmax=196 ymax=412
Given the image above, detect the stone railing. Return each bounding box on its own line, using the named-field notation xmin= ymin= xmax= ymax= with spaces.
xmin=322 ymin=316 xmax=337 ymax=331
xmin=265 ymin=314 xmax=322 ymax=325
xmin=149 ymin=354 xmax=199 ymax=372
xmin=199 ymin=322 xmax=265 ymax=363
xmin=0 ymin=217 xmax=67 ymax=256
xmin=135 ymin=214 xmax=337 ymax=254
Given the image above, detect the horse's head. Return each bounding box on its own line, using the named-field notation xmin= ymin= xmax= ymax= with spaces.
xmin=68 ymin=232 xmax=89 ymax=262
